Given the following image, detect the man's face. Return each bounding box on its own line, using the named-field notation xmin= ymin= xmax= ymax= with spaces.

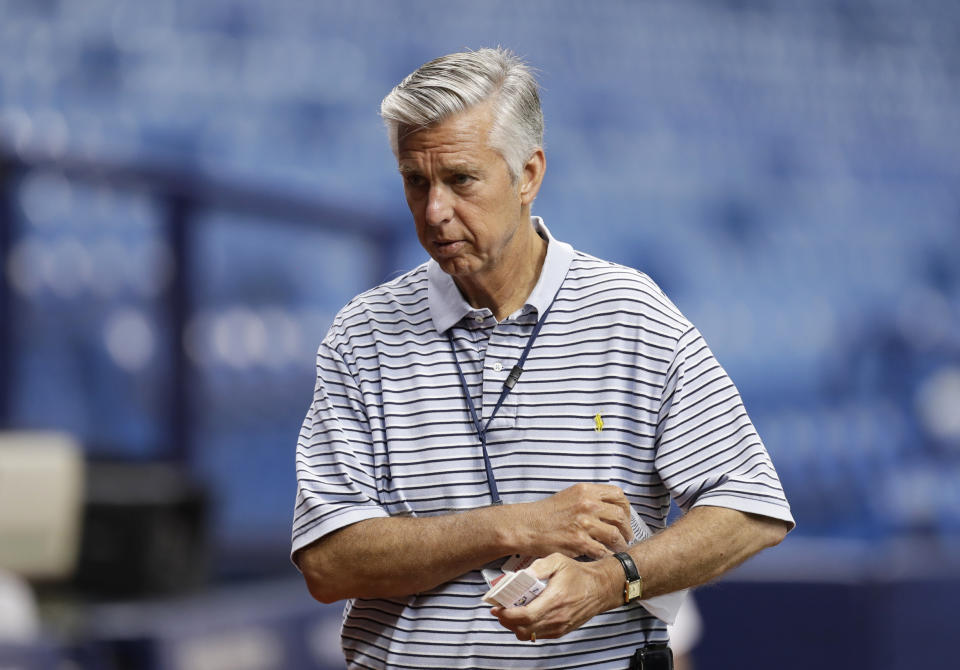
xmin=397 ymin=103 xmax=528 ymax=284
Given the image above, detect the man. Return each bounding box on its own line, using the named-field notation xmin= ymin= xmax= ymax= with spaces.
xmin=292 ymin=47 xmax=794 ymax=669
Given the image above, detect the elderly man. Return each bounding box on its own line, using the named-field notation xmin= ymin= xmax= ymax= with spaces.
xmin=292 ymin=47 xmax=793 ymax=670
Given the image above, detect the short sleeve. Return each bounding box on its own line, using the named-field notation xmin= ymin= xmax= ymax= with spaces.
xmin=291 ymin=340 xmax=389 ymax=562
xmin=655 ymin=328 xmax=795 ymax=529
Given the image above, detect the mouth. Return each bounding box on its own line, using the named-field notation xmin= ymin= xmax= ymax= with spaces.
xmin=433 ymin=240 xmax=465 ymax=256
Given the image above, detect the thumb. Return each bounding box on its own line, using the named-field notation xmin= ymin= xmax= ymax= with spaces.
xmin=528 ymin=553 xmax=566 ymax=581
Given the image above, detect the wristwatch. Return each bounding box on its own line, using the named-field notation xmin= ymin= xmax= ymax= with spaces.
xmin=612 ymin=552 xmax=643 ymax=603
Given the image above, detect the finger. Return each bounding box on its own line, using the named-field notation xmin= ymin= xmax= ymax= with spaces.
xmin=557 ymin=534 xmax=607 ymax=560
xmin=593 ymin=524 xmax=628 ymax=553
xmin=516 ymin=626 xmax=536 ymax=642
xmin=571 ymin=486 xmax=629 ymax=525
xmin=594 ymin=483 xmax=628 ymax=504
xmin=495 ymin=603 xmax=535 ymax=628
xmin=580 ymin=505 xmax=633 ymax=553
xmin=593 ymin=501 xmax=632 ymax=545
xmin=566 ymin=482 xmax=622 ymax=505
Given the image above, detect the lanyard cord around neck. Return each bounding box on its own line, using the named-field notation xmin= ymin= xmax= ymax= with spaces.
xmin=446 ymin=301 xmax=554 ymax=505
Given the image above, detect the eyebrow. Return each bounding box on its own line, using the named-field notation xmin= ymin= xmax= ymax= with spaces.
xmin=448 ymin=163 xmax=483 ymax=175
xmin=397 ymin=163 xmax=484 ymax=176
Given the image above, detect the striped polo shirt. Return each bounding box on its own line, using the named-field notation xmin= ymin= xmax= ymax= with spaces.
xmin=293 ymin=218 xmax=793 ymax=669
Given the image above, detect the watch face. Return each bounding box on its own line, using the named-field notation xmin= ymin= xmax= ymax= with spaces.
xmin=626 ymin=580 xmax=643 ymax=602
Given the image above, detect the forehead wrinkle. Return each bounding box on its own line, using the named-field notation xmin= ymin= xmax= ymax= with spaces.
xmin=397 ymin=154 xmax=487 ymax=176
xmin=396 ymin=105 xmax=503 ymax=181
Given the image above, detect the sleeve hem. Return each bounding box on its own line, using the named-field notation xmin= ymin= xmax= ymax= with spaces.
xmin=290 ymin=506 xmax=391 ymax=570
xmin=691 ymin=495 xmax=796 ymax=532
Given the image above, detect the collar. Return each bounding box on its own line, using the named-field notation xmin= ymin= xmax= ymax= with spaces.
xmin=428 ymin=217 xmax=574 ymax=334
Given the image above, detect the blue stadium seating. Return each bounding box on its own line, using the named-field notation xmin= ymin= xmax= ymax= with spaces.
xmin=1 ymin=0 xmax=959 ymax=553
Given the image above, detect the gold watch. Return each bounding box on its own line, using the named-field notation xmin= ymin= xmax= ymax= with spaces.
xmin=613 ymin=551 xmax=643 ymax=603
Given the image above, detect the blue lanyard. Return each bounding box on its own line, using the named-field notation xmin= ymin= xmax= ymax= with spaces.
xmin=446 ymin=302 xmax=554 ymax=505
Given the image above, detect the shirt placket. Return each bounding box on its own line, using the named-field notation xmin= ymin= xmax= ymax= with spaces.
xmin=482 ymin=321 xmax=522 ymax=431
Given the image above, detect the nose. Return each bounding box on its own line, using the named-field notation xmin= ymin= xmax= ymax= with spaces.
xmin=424 ymin=184 xmax=452 ymax=226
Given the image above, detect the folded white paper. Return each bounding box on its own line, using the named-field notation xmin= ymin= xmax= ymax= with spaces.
xmin=482 ymin=567 xmax=547 ymax=607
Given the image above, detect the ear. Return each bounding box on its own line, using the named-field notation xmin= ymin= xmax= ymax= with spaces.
xmin=518 ymin=148 xmax=546 ymax=207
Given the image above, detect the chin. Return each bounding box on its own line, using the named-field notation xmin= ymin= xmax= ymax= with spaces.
xmin=436 ymin=256 xmax=480 ymax=278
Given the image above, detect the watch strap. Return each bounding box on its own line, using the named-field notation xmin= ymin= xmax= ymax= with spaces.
xmin=613 ymin=551 xmax=643 ymax=603
xmin=613 ymin=551 xmax=640 ymax=581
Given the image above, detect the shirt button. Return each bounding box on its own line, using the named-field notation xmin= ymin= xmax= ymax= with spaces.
xmin=492 ymin=362 xmax=503 ymax=372
xmin=474 ymin=315 xmax=484 ymax=323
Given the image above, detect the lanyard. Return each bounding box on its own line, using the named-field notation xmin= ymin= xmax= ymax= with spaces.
xmin=446 ymin=302 xmax=554 ymax=505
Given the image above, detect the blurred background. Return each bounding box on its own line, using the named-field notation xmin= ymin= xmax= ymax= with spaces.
xmin=0 ymin=0 xmax=958 ymax=668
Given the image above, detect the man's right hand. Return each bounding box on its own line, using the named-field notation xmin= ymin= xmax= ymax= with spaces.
xmin=509 ymin=483 xmax=633 ymax=559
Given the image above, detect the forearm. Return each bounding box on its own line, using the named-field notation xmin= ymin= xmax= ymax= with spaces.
xmin=297 ymin=482 xmax=634 ymax=604
xmin=494 ymin=505 xmax=790 ymax=640
xmin=618 ymin=505 xmax=789 ymax=600
xmin=296 ymin=506 xmax=512 ymax=603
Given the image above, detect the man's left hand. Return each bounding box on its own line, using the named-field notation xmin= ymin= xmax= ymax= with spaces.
xmin=491 ymin=553 xmax=621 ymax=640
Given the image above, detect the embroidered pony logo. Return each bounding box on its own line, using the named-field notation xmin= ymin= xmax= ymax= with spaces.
xmin=594 ymin=413 xmax=604 ymax=432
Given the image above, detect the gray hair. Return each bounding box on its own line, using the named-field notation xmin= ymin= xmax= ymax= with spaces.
xmin=380 ymin=47 xmax=543 ymax=182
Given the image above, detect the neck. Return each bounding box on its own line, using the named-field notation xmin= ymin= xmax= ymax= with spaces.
xmin=456 ymin=219 xmax=547 ymax=322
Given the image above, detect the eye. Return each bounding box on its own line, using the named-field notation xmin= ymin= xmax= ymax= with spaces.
xmin=451 ymin=173 xmax=474 ymax=186
xmin=404 ymin=173 xmax=426 ymax=188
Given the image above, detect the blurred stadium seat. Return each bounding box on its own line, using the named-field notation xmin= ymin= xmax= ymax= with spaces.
xmin=0 ymin=431 xmax=84 ymax=579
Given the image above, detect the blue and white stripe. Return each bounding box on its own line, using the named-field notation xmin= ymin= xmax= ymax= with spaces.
xmin=293 ymin=219 xmax=793 ymax=669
